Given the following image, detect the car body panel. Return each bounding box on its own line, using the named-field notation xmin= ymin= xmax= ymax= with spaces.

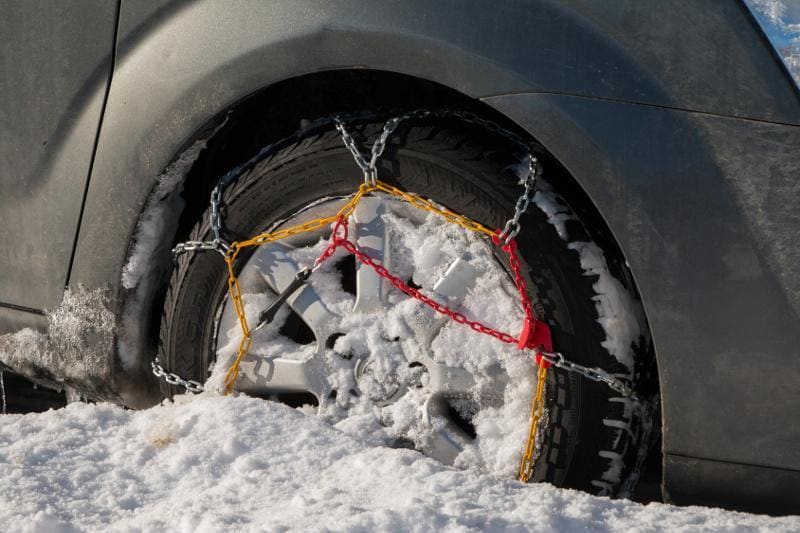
xmin=2 ymin=0 xmax=799 ymax=513
xmin=664 ymin=454 xmax=800 ymax=515
xmin=486 ymin=93 xmax=800 ymax=473
xmin=69 ymin=0 xmax=800 ymax=301
xmin=0 ymin=1 xmax=118 ymax=312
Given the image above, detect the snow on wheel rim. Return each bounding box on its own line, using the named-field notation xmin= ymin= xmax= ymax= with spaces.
xmin=209 ymin=192 xmax=538 ymax=474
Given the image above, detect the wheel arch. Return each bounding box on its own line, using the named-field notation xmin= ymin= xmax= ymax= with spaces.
xmin=69 ymin=65 xmax=661 ymax=427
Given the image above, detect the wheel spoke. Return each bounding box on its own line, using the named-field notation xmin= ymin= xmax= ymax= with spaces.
xmin=411 ymin=257 xmax=481 ymax=345
xmin=426 ymin=362 xmax=476 ymax=397
xmin=352 ymin=197 xmax=391 ymax=313
xmin=250 ymin=242 xmax=339 ymax=339
xmin=419 ymin=396 xmax=470 ymax=465
xmin=234 ymin=356 xmax=330 ymax=400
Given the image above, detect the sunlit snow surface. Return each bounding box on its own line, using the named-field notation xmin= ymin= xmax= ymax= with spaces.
xmin=0 ymin=395 xmax=795 ymax=532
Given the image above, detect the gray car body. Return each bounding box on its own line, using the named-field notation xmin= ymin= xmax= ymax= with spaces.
xmin=1 ymin=0 xmax=798 ymax=514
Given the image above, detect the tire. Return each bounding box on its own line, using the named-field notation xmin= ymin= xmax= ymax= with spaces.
xmin=158 ymin=116 xmax=651 ymax=496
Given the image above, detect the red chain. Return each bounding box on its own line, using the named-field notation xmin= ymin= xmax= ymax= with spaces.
xmin=493 ymin=234 xmax=534 ymax=325
xmin=315 ymin=216 xmax=553 ymax=362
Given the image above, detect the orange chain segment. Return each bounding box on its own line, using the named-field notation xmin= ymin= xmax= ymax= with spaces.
xmin=518 ymin=363 xmax=549 ymax=482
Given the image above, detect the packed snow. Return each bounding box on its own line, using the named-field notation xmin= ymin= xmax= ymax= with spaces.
xmin=118 ymin=137 xmax=210 ymax=372
xmin=1 ymin=395 xmax=798 ymax=532
xmin=530 ymin=178 xmax=646 ymax=372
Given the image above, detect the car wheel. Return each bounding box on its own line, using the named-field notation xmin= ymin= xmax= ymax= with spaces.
xmin=158 ymin=116 xmax=652 ymax=495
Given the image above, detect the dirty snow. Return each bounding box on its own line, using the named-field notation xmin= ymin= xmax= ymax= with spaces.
xmin=0 ymin=395 xmax=797 ymax=532
xmin=0 ymin=287 xmax=114 ymax=391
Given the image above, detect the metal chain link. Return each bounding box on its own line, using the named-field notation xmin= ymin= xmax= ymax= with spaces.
xmin=335 ymin=118 xmax=374 ymax=184
xmin=151 ymin=360 xmax=204 ymax=393
xmin=335 ymin=110 xmax=539 ymax=243
xmin=0 ymin=371 xmax=6 ymax=415
xmin=499 ymin=156 xmax=538 ymax=243
xmin=537 ymin=351 xmax=641 ymax=402
xmin=210 ymin=182 xmax=224 ymax=241
xmin=171 ymin=181 xmax=232 ymax=259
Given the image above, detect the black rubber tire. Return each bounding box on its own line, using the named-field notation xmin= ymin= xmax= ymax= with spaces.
xmin=158 ymin=117 xmax=647 ymax=496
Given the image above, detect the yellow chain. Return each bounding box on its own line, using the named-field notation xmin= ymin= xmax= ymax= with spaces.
xmin=370 ymin=181 xmax=497 ymax=238
xmin=518 ymin=363 xmax=548 ymax=482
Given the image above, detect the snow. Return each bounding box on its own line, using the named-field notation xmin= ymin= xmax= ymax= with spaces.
xmin=0 ymin=287 xmax=114 ymax=393
xmin=567 ymin=241 xmax=643 ymax=372
xmin=529 ymin=177 xmax=652 ymax=494
xmin=530 ymin=177 xmax=645 ymax=373
xmin=117 ymin=138 xmax=208 ymax=372
xmin=209 ymin=201 xmax=539 ymax=478
xmin=0 ymin=395 xmax=797 ymax=532
xmin=205 ymin=175 xmax=648 ymax=488
xmin=2 ymin=164 xmax=793 ymax=529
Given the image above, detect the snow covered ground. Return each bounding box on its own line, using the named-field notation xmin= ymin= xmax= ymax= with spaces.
xmin=1 ymin=395 xmax=798 ymax=532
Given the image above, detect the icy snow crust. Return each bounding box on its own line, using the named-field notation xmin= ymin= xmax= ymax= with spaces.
xmin=1 ymin=395 xmax=797 ymax=532
xmin=530 ymin=174 xmax=650 ymax=494
xmin=531 ymin=180 xmax=646 ymax=372
xmin=0 ymin=288 xmax=114 ymax=393
xmin=118 ymin=138 xmax=209 ymax=372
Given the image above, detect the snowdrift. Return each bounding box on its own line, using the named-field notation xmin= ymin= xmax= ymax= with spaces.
xmin=1 ymin=395 xmax=797 ymax=532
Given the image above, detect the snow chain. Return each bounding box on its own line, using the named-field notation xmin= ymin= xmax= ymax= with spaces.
xmin=158 ymin=110 xmax=641 ymax=484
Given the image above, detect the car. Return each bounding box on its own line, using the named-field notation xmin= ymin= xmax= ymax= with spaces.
xmin=1 ymin=0 xmax=798 ymax=516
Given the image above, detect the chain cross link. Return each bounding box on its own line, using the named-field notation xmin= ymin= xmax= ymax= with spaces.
xmin=336 ymin=110 xmax=539 ymax=244
xmin=537 ymin=350 xmax=641 ymax=402
xmin=151 ymin=360 xmax=204 ymax=393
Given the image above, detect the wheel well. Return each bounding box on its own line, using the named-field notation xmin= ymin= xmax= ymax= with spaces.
xmin=167 ymin=66 xmax=659 ymax=393
xmin=149 ymin=67 xmax=661 ymax=494
xmin=177 ymin=70 xmax=631 ymax=282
